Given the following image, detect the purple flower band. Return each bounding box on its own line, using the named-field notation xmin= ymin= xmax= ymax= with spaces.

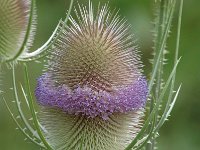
xmin=35 ymin=73 xmax=148 ymax=119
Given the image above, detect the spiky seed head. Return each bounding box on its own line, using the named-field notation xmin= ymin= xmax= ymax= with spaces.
xmin=0 ymin=0 xmax=36 ymax=62
xmin=47 ymin=3 xmax=142 ymax=92
xmin=36 ymin=2 xmax=148 ymax=118
xmin=35 ymin=2 xmax=148 ymax=149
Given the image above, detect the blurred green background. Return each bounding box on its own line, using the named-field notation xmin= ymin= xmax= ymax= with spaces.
xmin=0 ymin=0 xmax=199 ymax=149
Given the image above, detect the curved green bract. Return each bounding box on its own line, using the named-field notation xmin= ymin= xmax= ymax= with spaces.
xmin=19 ymin=0 xmax=74 ymax=62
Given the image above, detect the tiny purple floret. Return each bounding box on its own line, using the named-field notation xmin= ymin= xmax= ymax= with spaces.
xmin=35 ymin=73 xmax=148 ymax=119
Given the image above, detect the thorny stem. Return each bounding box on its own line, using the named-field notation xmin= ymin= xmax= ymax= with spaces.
xmin=159 ymin=0 xmax=183 ymax=133
xmin=168 ymin=0 xmax=183 ymax=113
xmin=155 ymin=0 xmax=165 ymax=99
xmin=148 ymin=0 xmax=176 ymax=100
xmin=147 ymin=0 xmax=178 ymax=149
xmin=147 ymin=0 xmax=183 ymax=149
xmin=146 ymin=0 xmax=165 ymax=149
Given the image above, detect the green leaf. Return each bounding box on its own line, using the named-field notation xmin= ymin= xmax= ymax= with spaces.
xmin=154 ymin=84 xmax=182 ymax=131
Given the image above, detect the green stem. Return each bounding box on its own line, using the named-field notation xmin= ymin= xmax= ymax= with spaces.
xmin=23 ymin=63 xmax=53 ymax=150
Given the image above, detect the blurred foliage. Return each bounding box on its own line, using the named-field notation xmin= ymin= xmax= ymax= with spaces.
xmin=0 ymin=0 xmax=199 ymax=150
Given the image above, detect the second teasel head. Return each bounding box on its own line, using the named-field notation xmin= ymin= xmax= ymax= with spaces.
xmin=35 ymin=2 xmax=148 ymax=149
xmin=0 ymin=0 xmax=36 ymax=62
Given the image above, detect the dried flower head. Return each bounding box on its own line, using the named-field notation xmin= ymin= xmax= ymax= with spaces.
xmin=0 ymin=0 xmax=36 ymax=62
xmin=35 ymin=2 xmax=148 ymax=150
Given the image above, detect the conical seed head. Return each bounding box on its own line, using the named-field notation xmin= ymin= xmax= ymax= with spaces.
xmin=0 ymin=0 xmax=36 ymax=61
xmin=47 ymin=3 xmax=142 ymax=92
xmin=36 ymin=3 xmax=148 ymax=148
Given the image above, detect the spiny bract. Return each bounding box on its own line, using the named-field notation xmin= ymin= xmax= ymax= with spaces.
xmin=35 ymin=2 xmax=148 ymax=150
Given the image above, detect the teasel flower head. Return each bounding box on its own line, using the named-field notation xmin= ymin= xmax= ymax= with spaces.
xmin=0 ymin=0 xmax=36 ymax=62
xmin=35 ymin=2 xmax=148 ymax=150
